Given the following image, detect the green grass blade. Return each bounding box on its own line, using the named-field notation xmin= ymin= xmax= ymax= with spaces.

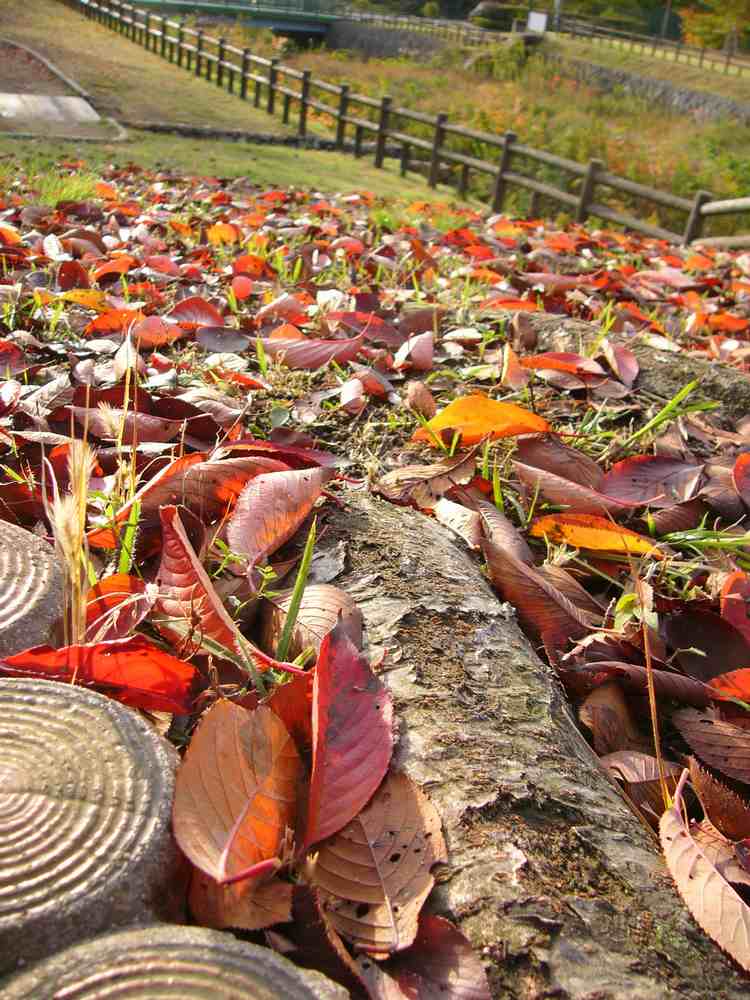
xmin=276 ymin=517 xmax=317 ymax=662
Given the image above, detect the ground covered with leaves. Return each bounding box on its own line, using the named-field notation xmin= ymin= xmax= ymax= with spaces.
xmin=3 ymin=159 xmax=750 ymax=992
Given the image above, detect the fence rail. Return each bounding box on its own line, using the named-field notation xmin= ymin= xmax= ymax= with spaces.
xmin=559 ymin=17 xmax=750 ymax=79
xmin=57 ymin=0 xmax=749 ymax=247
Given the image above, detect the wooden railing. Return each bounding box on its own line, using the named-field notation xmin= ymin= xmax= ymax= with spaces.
xmin=58 ymin=0 xmax=750 ymax=247
xmin=560 ymin=17 xmax=750 ymax=79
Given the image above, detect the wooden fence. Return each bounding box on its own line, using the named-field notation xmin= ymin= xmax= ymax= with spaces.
xmin=60 ymin=0 xmax=750 ymax=248
xmin=560 ymin=18 xmax=750 ymax=79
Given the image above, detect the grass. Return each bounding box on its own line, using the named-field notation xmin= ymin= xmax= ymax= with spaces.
xmin=558 ymin=36 xmax=750 ymax=103
xmin=2 ymin=0 xmax=289 ymax=134
xmin=0 ymin=131 xmax=469 ymax=203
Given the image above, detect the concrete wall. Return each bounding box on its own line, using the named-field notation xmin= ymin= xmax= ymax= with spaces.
xmin=326 ymin=21 xmax=447 ymax=60
xmin=559 ymin=57 xmax=750 ymax=124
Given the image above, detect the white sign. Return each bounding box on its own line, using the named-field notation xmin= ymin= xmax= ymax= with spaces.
xmin=527 ymin=11 xmax=548 ymax=33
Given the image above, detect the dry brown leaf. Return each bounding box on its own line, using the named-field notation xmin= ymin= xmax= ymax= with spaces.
xmin=477 ymin=501 xmax=533 ymax=563
xmin=660 ymin=771 xmax=750 ymax=971
xmin=689 ymin=757 xmax=750 ymax=841
xmin=673 ymin=708 xmax=750 ymax=784
xmin=312 ymin=771 xmax=447 ymax=958
xmin=599 ymin=750 xmax=681 ymax=819
xmin=374 ymin=450 xmax=476 ymax=507
xmin=259 ymin=583 xmax=364 ymax=658
xmin=189 ymin=869 xmax=293 ymax=931
xmin=579 ymin=681 xmax=651 ymax=755
xmin=433 ymin=498 xmax=482 ymax=550
xmin=691 ymin=819 xmax=750 ymax=888
xmin=173 ymin=702 xmax=302 ymax=883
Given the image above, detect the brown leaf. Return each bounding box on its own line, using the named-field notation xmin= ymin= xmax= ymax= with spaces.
xmin=477 ymin=501 xmax=533 ymax=563
xmin=355 ymin=913 xmax=492 ymax=1000
xmin=433 ymin=498 xmax=482 ymax=549
xmin=600 ymin=455 xmax=703 ymax=508
xmin=173 ymin=702 xmax=302 ymax=883
xmin=514 ymin=462 xmax=638 ymax=516
xmin=313 ymin=771 xmax=447 ymax=957
xmin=374 ymin=450 xmax=476 ymax=507
xmin=660 ymin=771 xmax=750 ymax=971
xmin=515 ymin=434 xmax=604 ymax=490
xmin=404 ymin=380 xmax=437 ymax=419
xmin=579 ymin=681 xmax=651 ymax=755
xmin=673 ymin=708 xmax=750 ymax=784
xmin=536 ymin=564 xmax=605 ymax=617
xmin=692 ymin=819 xmax=750 ymax=888
xmin=689 ymin=757 xmax=750 ymax=841
xmin=600 ymin=750 xmax=681 ymax=818
xmin=189 ymin=869 xmax=292 ymax=931
xmin=482 ymin=539 xmax=591 ymax=659
xmin=259 ymin=584 xmax=363 ymax=659
xmin=227 ymin=467 xmax=331 ymax=574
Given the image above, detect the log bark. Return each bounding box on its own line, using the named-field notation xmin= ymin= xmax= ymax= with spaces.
xmin=314 ymin=489 xmax=749 ymax=999
xmin=525 ymin=311 xmax=750 ymax=425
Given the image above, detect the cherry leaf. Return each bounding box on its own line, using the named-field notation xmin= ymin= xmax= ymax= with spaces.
xmin=305 ymin=620 xmax=393 ymax=850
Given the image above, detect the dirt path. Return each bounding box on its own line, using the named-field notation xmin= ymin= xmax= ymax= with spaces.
xmin=0 ymin=42 xmax=72 ymax=96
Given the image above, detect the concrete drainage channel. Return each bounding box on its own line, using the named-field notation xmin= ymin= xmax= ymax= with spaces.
xmin=0 ymin=38 xmax=126 ymax=142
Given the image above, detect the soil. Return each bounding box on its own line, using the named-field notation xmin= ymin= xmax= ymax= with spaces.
xmin=0 ymin=42 xmax=72 ymax=96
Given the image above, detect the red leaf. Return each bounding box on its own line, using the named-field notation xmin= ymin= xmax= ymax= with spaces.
xmin=721 ymin=572 xmax=750 ymax=645
xmin=84 ymin=309 xmax=145 ymax=336
xmin=168 ymin=295 xmax=224 ymax=329
xmin=514 ymin=462 xmax=639 ymax=516
xmin=482 ymin=539 xmax=592 ymax=659
xmin=132 ymin=316 xmax=183 ymax=349
xmin=154 ymin=505 xmax=241 ymax=655
xmin=305 ymin=620 xmax=394 ymax=850
xmin=227 ymin=467 xmax=331 ymax=573
xmin=85 ymin=573 xmax=153 ymax=641
xmin=734 ymin=454 xmax=750 ymax=507
xmin=520 ymin=352 xmax=605 ymax=376
xmin=259 ymin=333 xmax=364 ymax=370
xmin=601 ymin=455 xmax=703 ymax=508
xmin=88 ymin=453 xmax=290 ymax=548
xmin=0 ymin=636 xmax=198 ymax=713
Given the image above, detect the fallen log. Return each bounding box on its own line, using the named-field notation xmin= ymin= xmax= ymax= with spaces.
xmin=315 ymin=489 xmax=749 ymax=999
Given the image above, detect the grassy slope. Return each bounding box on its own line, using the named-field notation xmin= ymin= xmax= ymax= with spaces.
xmin=558 ymin=36 xmax=750 ymax=104
xmin=0 ymin=130 xmax=465 ymax=201
xmin=0 ymin=0 xmax=467 ymax=203
xmin=3 ymin=0 xmax=289 ymax=132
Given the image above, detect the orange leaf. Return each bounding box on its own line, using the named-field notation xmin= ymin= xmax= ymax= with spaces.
xmin=412 ymin=394 xmax=549 ymax=447
xmin=58 ymin=288 xmax=109 ymax=311
xmin=85 ymin=573 xmax=153 ymax=642
xmin=708 ymin=313 xmax=749 ymax=333
xmin=708 ymin=669 xmax=750 ymax=705
xmin=207 ymin=222 xmax=240 ymax=245
xmin=172 ymin=701 xmax=302 ymax=883
xmin=529 ymin=513 xmax=661 ymax=557
xmin=91 ymin=255 xmax=137 ymax=283
xmin=480 ymin=297 xmax=539 ymax=312
xmin=84 ymin=308 xmax=145 ymax=336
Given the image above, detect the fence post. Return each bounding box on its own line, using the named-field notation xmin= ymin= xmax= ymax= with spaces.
xmin=177 ymin=18 xmax=185 ymax=67
xmin=267 ymin=58 xmax=279 ymax=114
xmin=458 ymin=163 xmax=470 ymax=199
xmin=336 ymin=84 xmax=349 ymax=149
xmin=143 ymin=11 xmax=150 ymax=48
xmin=240 ymin=48 xmax=250 ymax=100
xmin=400 ymin=142 xmax=410 ymax=177
xmin=491 ymin=130 xmax=516 ymax=211
xmin=354 ymin=124 xmax=364 ymax=158
xmin=374 ymin=96 xmax=392 ymax=169
xmin=299 ymin=70 xmax=311 ymax=137
xmin=429 ymin=112 xmax=448 ymax=188
xmin=683 ymin=190 xmax=712 ymax=244
xmin=217 ymin=37 xmax=226 ymax=88
xmin=160 ymin=16 xmax=167 ymax=57
xmin=283 ymin=91 xmax=292 ymax=125
xmin=195 ymin=29 xmax=204 ymax=77
xmin=576 ymin=158 xmax=603 ymax=224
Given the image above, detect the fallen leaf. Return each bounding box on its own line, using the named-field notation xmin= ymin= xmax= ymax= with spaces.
xmin=259 ymin=584 xmax=363 ymax=658
xmin=305 ymin=620 xmax=393 ymax=850
xmin=529 ymin=513 xmax=661 ymax=557
xmin=660 ymin=770 xmax=750 ymax=971
xmin=189 ymin=870 xmax=292 ymax=931
xmin=227 ymin=467 xmax=331 ymax=575
xmin=0 ymin=636 xmax=197 ymax=713
xmin=673 ymin=709 xmax=750 ymax=785
xmin=313 ymin=771 xmax=447 ymax=957
xmin=412 ymin=394 xmax=548 ymax=447
xmin=173 ymin=701 xmax=302 ymax=883
xmin=690 ymin=757 xmax=750 ymax=842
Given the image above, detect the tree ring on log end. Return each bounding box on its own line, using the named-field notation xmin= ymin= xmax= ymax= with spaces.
xmin=0 ymin=521 xmax=63 ymax=657
xmin=0 ymin=679 xmax=182 ymax=975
